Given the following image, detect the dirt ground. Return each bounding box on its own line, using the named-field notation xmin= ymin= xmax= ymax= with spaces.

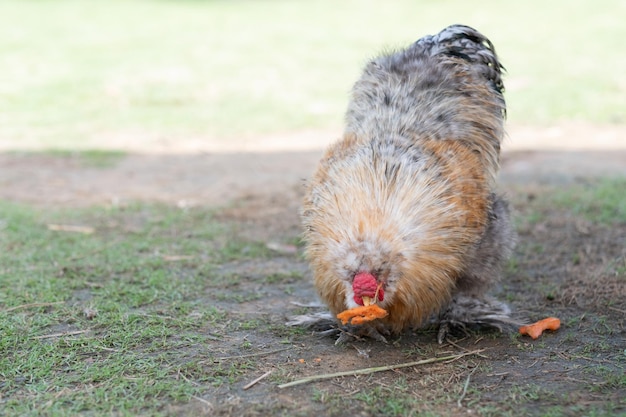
xmin=1 ymin=123 xmax=625 ymax=416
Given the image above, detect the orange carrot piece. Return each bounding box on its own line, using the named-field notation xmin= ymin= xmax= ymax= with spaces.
xmin=519 ymin=317 xmax=561 ymax=339
xmin=337 ymin=304 xmax=388 ymax=325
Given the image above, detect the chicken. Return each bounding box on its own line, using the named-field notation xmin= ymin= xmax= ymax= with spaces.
xmin=298 ymin=24 xmax=517 ymax=343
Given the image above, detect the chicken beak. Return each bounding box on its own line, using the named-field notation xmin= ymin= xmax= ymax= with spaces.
xmin=361 ymin=283 xmax=384 ymax=306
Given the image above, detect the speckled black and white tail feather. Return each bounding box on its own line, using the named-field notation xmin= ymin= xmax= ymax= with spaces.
xmin=344 ymin=24 xmax=507 ymax=188
xmin=411 ymin=24 xmax=505 ymax=96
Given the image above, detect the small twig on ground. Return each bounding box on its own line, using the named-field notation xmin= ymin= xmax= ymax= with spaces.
xmin=445 ymin=349 xmax=488 ymax=363
xmin=191 ymin=395 xmax=213 ymax=409
xmin=2 ymin=301 xmax=64 ymax=313
xmin=445 ymin=338 xmax=489 ymax=359
xmin=243 ymin=370 xmax=273 ymax=390
xmin=278 ymin=349 xmax=485 ymax=389
xmin=457 ymin=366 xmax=479 ymax=408
xmin=445 ymin=338 xmax=467 ymax=351
xmin=47 ymin=224 xmax=95 ymax=234
xmin=33 ymin=330 xmax=89 ymax=339
xmin=608 ymin=306 xmax=626 ymax=314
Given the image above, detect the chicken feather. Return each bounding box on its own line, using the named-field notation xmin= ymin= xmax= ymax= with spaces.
xmin=299 ymin=24 xmax=518 ymax=342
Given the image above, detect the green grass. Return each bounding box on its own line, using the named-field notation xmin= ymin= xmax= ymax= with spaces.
xmin=513 ymin=178 xmax=626 ymax=228
xmin=0 ymin=0 xmax=624 ymax=150
xmin=311 ymin=380 xmax=445 ymax=417
xmin=2 ymin=193 xmax=625 ymax=415
xmin=10 ymin=149 xmax=126 ymax=168
xmin=552 ymin=178 xmax=626 ymax=224
xmin=0 ymin=202 xmax=248 ymax=415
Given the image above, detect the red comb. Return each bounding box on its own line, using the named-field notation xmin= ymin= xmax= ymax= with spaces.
xmin=353 ymin=272 xmax=384 ymax=305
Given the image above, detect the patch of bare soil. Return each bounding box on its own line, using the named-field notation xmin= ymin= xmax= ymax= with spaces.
xmin=1 ymin=124 xmax=625 ymax=415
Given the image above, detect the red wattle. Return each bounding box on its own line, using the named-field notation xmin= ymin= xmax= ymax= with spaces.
xmin=352 ymin=272 xmax=384 ymax=305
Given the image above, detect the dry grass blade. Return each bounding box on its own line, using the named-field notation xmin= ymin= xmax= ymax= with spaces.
xmin=2 ymin=301 xmax=64 ymax=313
xmin=162 ymin=255 xmax=195 ymax=261
xmin=608 ymin=306 xmax=626 ymax=314
xmin=32 ymin=330 xmax=89 ymax=339
xmin=457 ymin=366 xmax=479 ymax=408
xmin=191 ymin=395 xmax=213 ymax=409
xmin=213 ymin=347 xmax=291 ymax=361
xmin=278 ymin=349 xmax=485 ymax=389
xmin=47 ymin=224 xmax=95 ymax=234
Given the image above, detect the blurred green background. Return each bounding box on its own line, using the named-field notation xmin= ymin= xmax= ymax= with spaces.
xmin=1 ymin=0 xmax=624 ymax=149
